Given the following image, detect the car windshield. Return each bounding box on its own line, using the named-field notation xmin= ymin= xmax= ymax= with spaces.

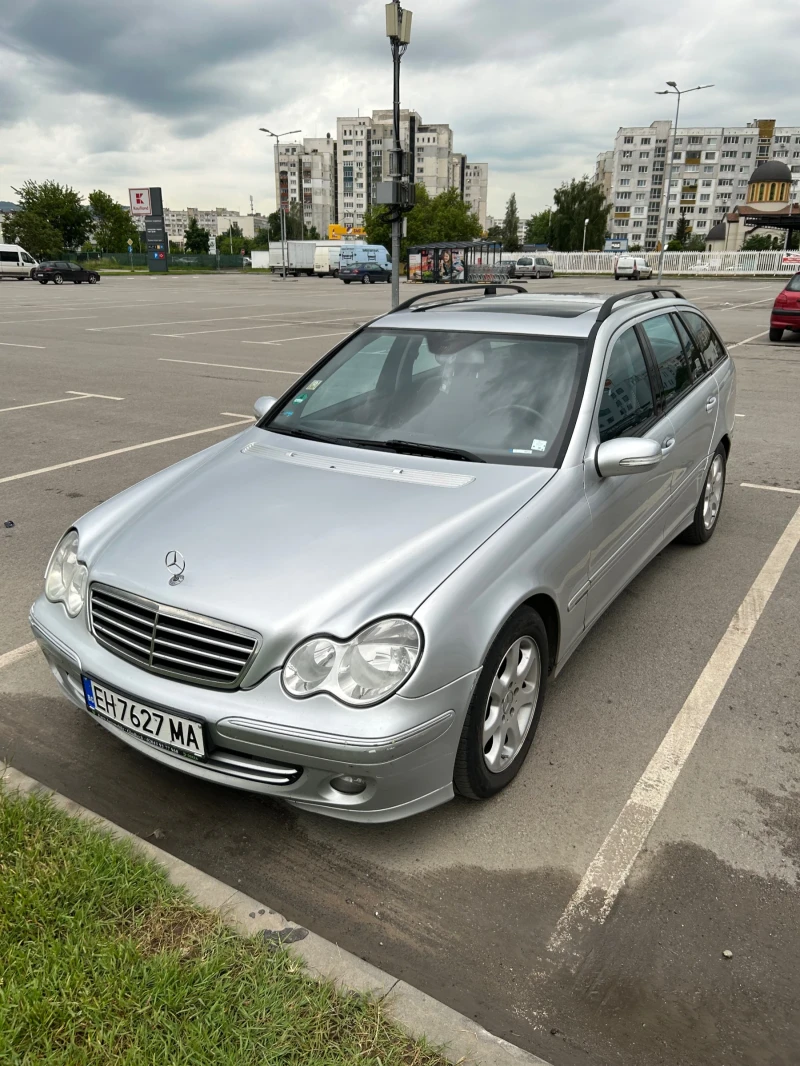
xmin=260 ymin=328 xmax=586 ymax=466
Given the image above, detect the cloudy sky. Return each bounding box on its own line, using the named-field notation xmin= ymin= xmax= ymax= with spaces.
xmin=2 ymin=0 xmax=799 ymax=220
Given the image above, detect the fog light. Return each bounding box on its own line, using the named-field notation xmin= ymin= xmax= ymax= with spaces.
xmin=330 ymin=775 xmax=367 ymax=795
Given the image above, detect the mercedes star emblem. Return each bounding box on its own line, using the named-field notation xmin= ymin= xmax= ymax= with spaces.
xmin=165 ymin=550 xmax=186 ymax=586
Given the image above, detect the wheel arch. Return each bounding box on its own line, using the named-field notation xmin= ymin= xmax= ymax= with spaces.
xmin=719 ymin=433 xmax=731 ymax=459
xmin=520 ymin=592 xmax=560 ymax=674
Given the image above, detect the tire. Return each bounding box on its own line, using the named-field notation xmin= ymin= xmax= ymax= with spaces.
xmin=632 ymin=271 xmax=640 ymax=281
xmin=454 ymin=607 xmax=549 ymax=800
xmin=534 ymin=271 xmax=540 ymax=280
xmin=17 ymin=276 xmax=26 ymax=281
xmin=53 ymin=274 xmax=64 ymax=285
xmin=74 ymin=280 xmax=82 ymax=284
xmin=679 ymin=444 xmax=726 ymax=545
xmin=39 ymin=279 xmax=47 ymax=285
xmin=769 ymin=327 xmax=784 ymax=342
xmin=614 ymin=274 xmax=620 ymax=281
xmin=386 ymin=276 xmax=392 ymax=284
xmin=343 ymin=280 xmax=351 ymax=284
xmin=88 ymin=275 xmax=98 ymax=284
xmin=362 ymin=274 xmax=373 ymax=284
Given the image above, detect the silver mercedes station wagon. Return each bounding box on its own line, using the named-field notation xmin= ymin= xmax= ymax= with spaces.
xmin=31 ymin=285 xmax=736 ymax=822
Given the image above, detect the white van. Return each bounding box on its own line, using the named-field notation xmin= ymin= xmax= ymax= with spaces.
xmin=0 ymin=244 xmax=38 ymax=280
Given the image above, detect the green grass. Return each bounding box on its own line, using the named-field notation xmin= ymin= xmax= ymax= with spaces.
xmin=0 ymin=788 xmax=449 ymax=1066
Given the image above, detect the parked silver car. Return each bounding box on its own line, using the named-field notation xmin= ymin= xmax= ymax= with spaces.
xmin=31 ymin=285 xmax=735 ymax=823
xmin=514 ymin=255 xmax=555 ymax=280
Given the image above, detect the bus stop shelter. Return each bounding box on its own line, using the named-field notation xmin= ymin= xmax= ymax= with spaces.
xmin=408 ymin=241 xmax=503 ymax=283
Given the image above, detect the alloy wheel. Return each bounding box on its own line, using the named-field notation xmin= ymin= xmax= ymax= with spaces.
xmin=703 ymin=454 xmax=724 ymax=530
xmin=483 ymin=636 xmax=541 ymax=773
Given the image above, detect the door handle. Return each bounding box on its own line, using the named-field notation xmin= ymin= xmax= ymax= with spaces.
xmin=706 ymin=396 xmax=717 ymax=412
xmin=661 ymin=437 xmax=675 ymax=454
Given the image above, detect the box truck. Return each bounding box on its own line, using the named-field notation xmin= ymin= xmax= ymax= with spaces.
xmin=267 ymin=240 xmax=352 ymax=276
xmin=314 ymin=242 xmax=365 ymax=277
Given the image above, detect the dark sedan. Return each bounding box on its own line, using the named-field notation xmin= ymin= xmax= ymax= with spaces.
xmin=340 ymin=262 xmax=392 ymax=284
xmin=33 ymin=261 xmax=100 ymax=285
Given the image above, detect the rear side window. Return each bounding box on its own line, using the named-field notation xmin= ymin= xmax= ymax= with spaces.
xmin=672 ymin=314 xmax=707 ymax=380
xmin=681 ymin=311 xmax=727 ymax=369
xmin=640 ymin=314 xmax=693 ymax=407
xmin=786 ymin=273 xmax=800 ymax=292
xmin=0 ymin=251 xmax=19 ymax=262
xmin=599 ymin=328 xmax=655 ymax=442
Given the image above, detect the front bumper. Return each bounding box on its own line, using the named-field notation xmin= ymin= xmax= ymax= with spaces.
xmin=30 ymin=596 xmax=479 ymax=823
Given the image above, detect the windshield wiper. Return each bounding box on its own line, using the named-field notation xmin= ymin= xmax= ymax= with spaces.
xmin=267 ymin=426 xmax=484 ymax=463
xmin=378 ymin=439 xmax=485 ymax=463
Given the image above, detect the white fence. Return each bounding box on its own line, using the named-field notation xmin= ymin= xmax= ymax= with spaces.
xmin=531 ymin=250 xmax=800 ymax=276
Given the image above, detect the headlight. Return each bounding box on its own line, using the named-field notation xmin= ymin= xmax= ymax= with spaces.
xmin=45 ymin=530 xmax=88 ymax=617
xmin=282 ymin=618 xmax=421 ymax=706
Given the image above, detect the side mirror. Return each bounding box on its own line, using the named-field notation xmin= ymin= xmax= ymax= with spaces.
xmin=254 ymin=396 xmax=277 ymax=419
xmin=595 ymin=437 xmax=663 ymax=478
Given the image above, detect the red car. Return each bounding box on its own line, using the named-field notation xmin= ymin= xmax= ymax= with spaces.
xmin=770 ymin=272 xmax=800 ymax=342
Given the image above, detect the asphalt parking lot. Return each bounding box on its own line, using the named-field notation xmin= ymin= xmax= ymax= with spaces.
xmin=2 ymin=271 xmax=799 ymax=1066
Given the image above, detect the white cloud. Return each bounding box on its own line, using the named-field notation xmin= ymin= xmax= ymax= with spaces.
xmin=1 ymin=0 xmax=798 ymax=219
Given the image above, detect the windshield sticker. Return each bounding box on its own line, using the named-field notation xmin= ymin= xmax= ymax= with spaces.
xmin=292 ymin=394 xmax=308 ymax=405
xmin=530 ymin=439 xmax=548 ymax=452
xmin=282 ymin=409 xmax=294 ymax=417
xmin=512 ymin=448 xmax=533 ymax=454
xmin=307 ymin=380 xmax=323 ymax=391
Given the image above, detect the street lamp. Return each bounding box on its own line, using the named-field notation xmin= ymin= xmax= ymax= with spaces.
xmin=582 ymin=216 xmax=589 ymax=254
xmin=259 ymin=126 xmax=302 ymax=279
xmin=653 ymin=82 xmax=713 ymax=283
xmin=386 ymin=1 xmax=413 ymax=309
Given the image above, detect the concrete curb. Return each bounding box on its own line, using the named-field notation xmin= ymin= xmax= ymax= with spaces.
xmin=2 ymin=765 xmax=552 ymax=1066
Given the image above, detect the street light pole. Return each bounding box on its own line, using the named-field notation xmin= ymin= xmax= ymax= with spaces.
xmin=654 ymin=82 xmax=713 ymax=284
xmin=386 ymin=1 xmax=412 ymax=309
xmin=582 ymin=217 xmax=589 ymax=253
xmin=259 ymin=127 xmax=302 ymax=279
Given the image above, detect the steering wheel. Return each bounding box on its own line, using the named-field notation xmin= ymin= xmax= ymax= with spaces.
xmin=488 ymin=403 xmax=558 ymax=437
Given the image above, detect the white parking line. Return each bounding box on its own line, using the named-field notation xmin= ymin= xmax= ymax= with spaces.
xmin=728 ymin=330 xmax=770 ymax=350
xmin=549 ymin=500 xmax=800 ymax=960
xmin=220 ymin=412 xmax=256 ymax=420
xmin=741 ymin=482 xmax=800 ymax=495
xmin=717 ymin=296 xmax=776 ymax=311
xmin=151 ymin=323 xmax=297 ymax=338
xmin=0 ymin=641 xmax=38 ymax=672
xmin=0 ymin=315 xmax=98 ymax=325
xmin=0 ymin=341 xmax=46 ymax=349
xmin=242 ymin=330 xmax=351 ymax=346
xmin=0 ymin=391 xmax=123 ymax=414
xmin=0 ymin=419 xmax=253 ymax=485
xmin=159 ymin=358 xmax=298 ymax=374
xmin=86 ymin=308 xmax=344 ymax=332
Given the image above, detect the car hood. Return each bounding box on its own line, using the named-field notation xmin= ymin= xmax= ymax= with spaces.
xmin=81 ymin=427 xmax=556 ymax=679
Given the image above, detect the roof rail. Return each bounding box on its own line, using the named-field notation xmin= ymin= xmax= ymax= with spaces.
xmin=394 ymin=284 xmax=526 ymax=313
xmin=595 ymin=287 xmax=684 ymax=324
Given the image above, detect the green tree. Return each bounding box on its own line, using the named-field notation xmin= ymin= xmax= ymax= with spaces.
xmin=486 ymin=224 xmax=503 ymax=242
xmin=88 ymin=190 xmax=139 ymax=252
xmin=741 ymin=233 xmax=783 ymax=251
xmin=184 ymin=216 xmax=210 ymax=253
xmin=674 ymin=214 xmax=692 ymax=247
xmin=525 ymin=209 xmax=551 ymax=246
xmin=502 ymin=193 xmax=521 ymax=252
xmin=251 ymin=228 xmax=271 ymax=250
xmin=549 ymin=177 xmax=612 ymax=252
xmin=4 ymin=180 xmax=93 ymax=253
xmin=217 ymin=221 xmax=247 ymax=253
xmin=364 ymin=185 xmax=481 ymax=263
xmin=684 ymin=234 xmax=706 ymax=251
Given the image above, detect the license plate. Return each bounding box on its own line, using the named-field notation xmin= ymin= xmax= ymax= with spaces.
xmin=82 ymin=677 xmax=206 ymax=759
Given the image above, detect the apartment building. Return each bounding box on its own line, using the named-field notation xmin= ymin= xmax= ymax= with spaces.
xmin=333 ymin=110 xmax=487 ymax=228
xmin=451 ymin=155 xmax=489 ymax=228
xmin=163 ymin=207 xmax=269 ymax=245
xmin=273 ymin=134 xmax=338 ymax=236
xmin=597 ymin=118 xmax=800 ymax=251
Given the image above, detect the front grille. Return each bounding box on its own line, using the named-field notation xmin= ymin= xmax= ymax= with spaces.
xmin=89 ymin=584 xmax=260 ymax=690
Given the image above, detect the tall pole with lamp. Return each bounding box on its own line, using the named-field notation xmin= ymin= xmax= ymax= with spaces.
xmin=259 ymin=127 xmax=302 ymax=279
xmin=654 ymin=82 xmax=713 ymax=284
xmin=385 ymin=2 xmax=413 ymax=309
xmin=582 ymin=216 xmax=589 ymax=253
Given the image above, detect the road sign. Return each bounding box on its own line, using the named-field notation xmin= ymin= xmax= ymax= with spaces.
xmin=129 ymin=188 xmax=151 ymax=216
xmin=209 ymin=237 xmax=217 ymax=254
xmin=127 ymin=238 xmax=134 ymax=247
